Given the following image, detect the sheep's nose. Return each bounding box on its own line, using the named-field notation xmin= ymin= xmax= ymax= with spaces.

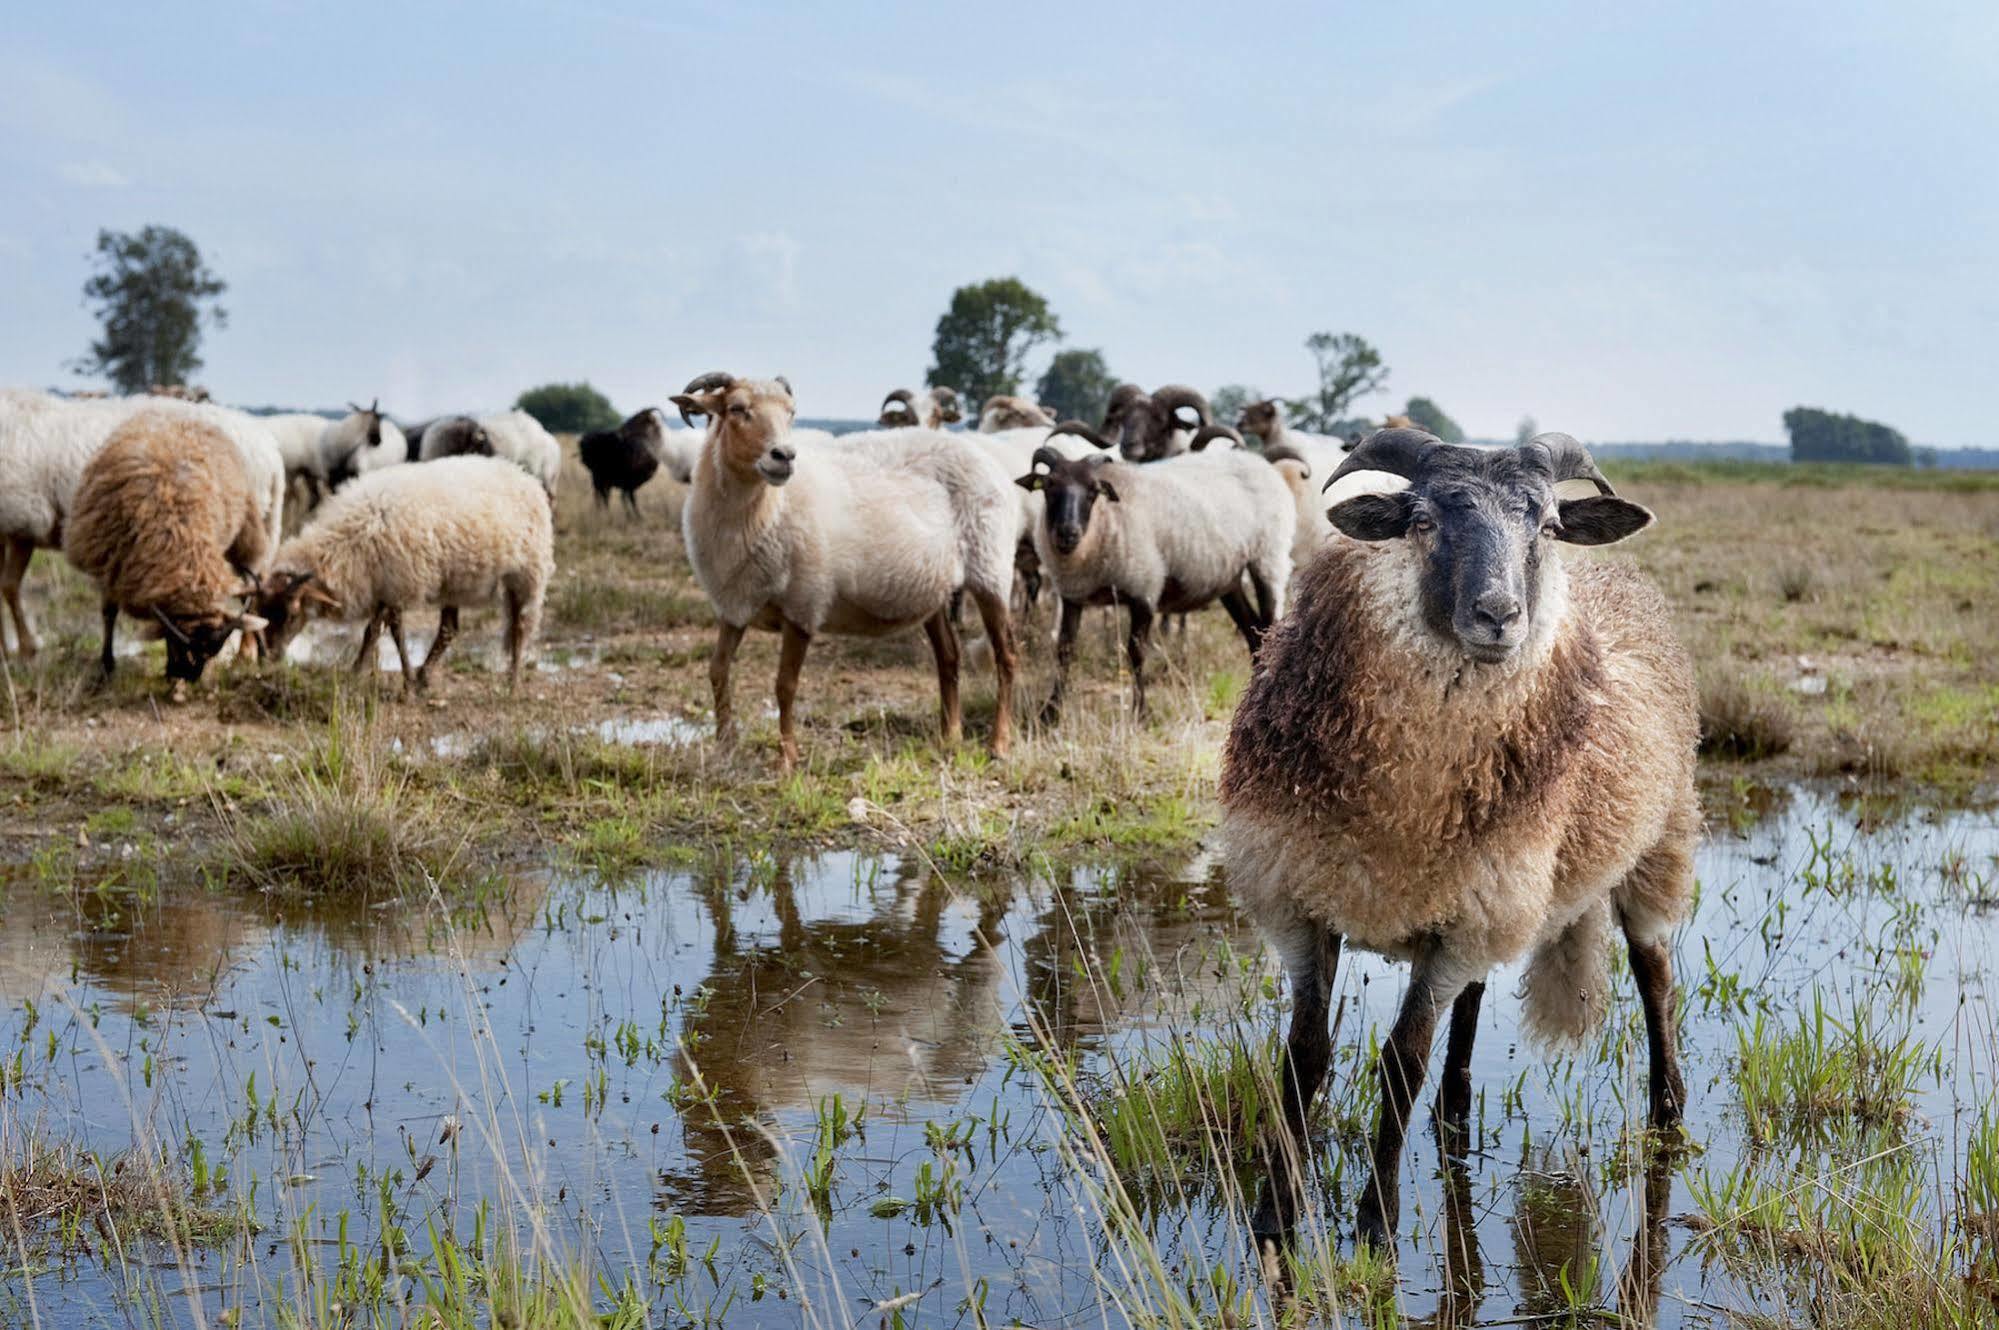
xmin=1473 ymin=591 xmax=1523 ymax=633
xmin=768 ymin=446 xmax=795 ymax=465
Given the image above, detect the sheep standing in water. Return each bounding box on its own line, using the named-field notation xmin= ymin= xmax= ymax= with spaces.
xmin=1220 ymin=429 xmax=1697 ymax=1248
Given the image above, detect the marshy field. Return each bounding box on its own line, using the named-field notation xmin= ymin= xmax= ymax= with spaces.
xmin=1 ymin=453 xmax=1996 ymax=1328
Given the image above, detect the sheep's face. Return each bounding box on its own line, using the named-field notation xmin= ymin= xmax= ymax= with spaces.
xmin=1119 ymin=388 xmax=1209 ymax=463
xmin=1236 ymin=400 xmax=1282 ymax=443
xmin=1328 ymin=441 xmax=1652 ymax=664
xmin=674 ymin=379 xmax=798 ymax=487
xmin=157 ymin=607 xmax=267 ymax=683
xmin=930 ymin=388 xmax=963 ymax=426
xmin=1018 ymin=453 xmax=1118 ymax=558
xmin=252 ymin=571 xmax=341 ymax=660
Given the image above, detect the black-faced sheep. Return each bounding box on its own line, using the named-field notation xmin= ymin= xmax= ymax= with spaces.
xmin=1049 ymin=383 xmax=1213 ymax=462
xmin=670 ymin=372 xmax=1019 ymax=771
xmin=1015 ymin=446 xmax=1293 ymax=722
xmin=1219 ymin=429 xmax=1697 ymax=1249
xmin=578 ymin=407 xmax=670 ymax=517
xmin=252 ymin=456 xmax=554 ymax=694
xmin=62 ymin=412 xmax=271 ymax=695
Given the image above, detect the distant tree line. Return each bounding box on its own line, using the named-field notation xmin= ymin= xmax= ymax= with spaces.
xmin=1784 ymin=406 xmax=1911 ymax=466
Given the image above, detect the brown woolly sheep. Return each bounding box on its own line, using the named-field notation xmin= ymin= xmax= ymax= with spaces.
xmin=64 ymin=411 xmax=270 ymax=694
xmin=1221 ymin=429 xmax=1698 ymax=1250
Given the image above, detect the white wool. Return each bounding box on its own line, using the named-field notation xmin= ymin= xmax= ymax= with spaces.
xmin=261 ymin=413 xmax=330 ymax=483
xmin=317 ymin=410 xmax=408 ymax=483
xmin=479 ymin=410 xmax=563 ymax=498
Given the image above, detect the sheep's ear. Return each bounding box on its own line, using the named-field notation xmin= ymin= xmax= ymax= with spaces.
xmin=1015 ymin=472 xmax=1044 ymax=492
xmin=1553 ymin=496 xmax=1652 ymax=545
xmin=1328 ymin=491 xmax=1412 ymax=541
xmin=1095 ymin=478 xmax=1120 ymax=502
xmin=670 ymin=393 xmax=713 ymax=427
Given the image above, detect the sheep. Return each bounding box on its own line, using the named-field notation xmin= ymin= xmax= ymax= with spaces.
xmin=1015 ymin=444 xmax=1293 ymax=722
xmin=877 ymin=386 xmax=963 ymax=430
xmin=62 ymin=411 xmax=271 ymax=695
xmin=0 ymin=389 xmax=285 ymax=657
xmin=1218 ymin=428 xmax=1697 ymax=1249
xmin=977 ymin=395 xmax=1057 ymax=432
xmin=669 ymin=371 xmax=1019 ymax=771
xmin=261 ymin=412 xmax=334 ymax=505
xmin=578 ymin=407 xmax=671 ymax=517
xmin=1189 ymin=422 xmax=1332 ymax=572
xmin=1048 ymin=382 xmax=1212 ymax=462
xmin=414 ymin=415 xmax=495 ymax=462
xmin=1234 ymin=398 xmax=1350 ymax=480
xmin=318 ymin=400 xmax=408 ymax=491
xmin=250 ymin=455 xmax=555 ymax=694
xmin=424 ymin=410 xmax=560 ymax=501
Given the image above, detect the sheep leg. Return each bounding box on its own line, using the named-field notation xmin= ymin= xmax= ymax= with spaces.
xmin=1039 ymin=598 xmax=1083 ymax=726
xmin=1616 ymin=1150 xmax=1674 ymax=1323
xmin=774 ymin=621 xmax=811 ymax=774
xmin=621 ymin=488 xmax=640 ymax=520
xmin=1626 ymin=933 xmax=1686 ymax=1130
xmin=1219 ymin=587 xmax=1263 ymax=655
xmin=384 ymin=609 xmax=417 ymax=694
xmin=1248 ymin=567 xmax=1278 ymax=633
xmin=1436 ymin=980 xmax=1485 ymax=1146
xmin=709 ymin=621 xmax=746 ymax=745
xmin=1252 ymin=924 xmax=1342 ymax=1242
xmin=2 ymin=538 xmax=37 ymax=658
xmin=1125 ymin=601 xmax=1155 ymax=718
xmin=97 ymin=601 xmax=118 ymax=679
xmin=418 ymin=606 xmax=459 ymax=692
xmin=969 ymin=585 xmax=1016 ymax=758
xmin=1356 ymin=943 xmax=1456 ymax=1251
xmin=921 ymin=608 xmax=963 ymax=746
xmin=353 ymin=609 xmax=386 ymax=676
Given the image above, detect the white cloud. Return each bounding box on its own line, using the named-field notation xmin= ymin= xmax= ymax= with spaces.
xmin=58 ymin=160 xmax=129 ymax=189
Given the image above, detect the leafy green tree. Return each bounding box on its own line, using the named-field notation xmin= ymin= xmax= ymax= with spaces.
xmin=516 ymin=381 xmax=619 ymax=434
xmin=1515 ymin=415 xmax=1538 ymax=447
xmin=928 ymin=278 xmax=1061 ymax=409
xmin=72 ymin=225 xmax=227 ymax=393
xmin=1286 ymin=332 xmax=1388 ymax=433
xmin=1210 ymin=384 xmax=1263 ymax=426
xmin=1036 ymin=348 xmax=1117 ymax=423
xmin=1783 ymin=406 xmax=1911 ymax=465
xmin=1402 ymin=396 xmax=1464 ymax=444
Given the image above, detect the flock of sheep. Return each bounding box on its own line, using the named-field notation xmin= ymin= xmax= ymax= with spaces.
xmin=0 ymin=370 xmax=1700 ymax=1248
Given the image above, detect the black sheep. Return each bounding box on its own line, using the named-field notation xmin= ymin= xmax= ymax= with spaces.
xmin=578 ymin=407 xmax=668 ymax=518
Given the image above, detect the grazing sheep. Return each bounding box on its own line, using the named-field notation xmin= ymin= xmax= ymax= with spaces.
xmin=319 ymin=401 xmax=407 ymax=491
xmin=878 ymin=386 xmax=963 ymax=430
xmin=1219 ymin=429 xmax=1697 ymax=1248
xmin=977 ymin=395 xmax=1057 ymax=432
xmin=1049 ymin=383 xmax=1213 ymax=462
xmin=578 ymin=407 xmax=671 ymax=517
xmin=670 ymin=371 xmax=1019 ymax=771
xmin=0 ymin=389 xmax=285 ymax=657
xmin=1016 ymin=445 xmax=1293 ymax=721
xmin=416 ymin=415 xmax=496 ymax=462
xmin=251 ymin=456 xmax=554 ymax=694
xmin=63 ymin=412 xmax=270 ymax=694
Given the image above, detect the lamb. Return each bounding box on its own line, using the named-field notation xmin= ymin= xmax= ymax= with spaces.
xmin=976 ymin=395 xmax=1057 ymax=432
xmin=670 ymin=371 xmax=1019 ymax=771
xmin=1048 ymin=383 xmax=1212 ymax=462
xmin=877 ymin=386 xmax=963 ymax=430
xmin=62 ymin=411 xmax=271 ymax=694
xmin=251 ymin=455 xmax=555 ymax=694
xmin=578 ymin=407 xmax=671 ymax=517
xmin=1016 ymin=445 xmax=1293 ymax=721
xmin=1218 ymin=429 xmax=1697 ymax=1249
xmin=0 ymin=389 xmax=285 ymax=657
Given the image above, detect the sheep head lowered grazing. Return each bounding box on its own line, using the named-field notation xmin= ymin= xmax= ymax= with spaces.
xmin=1222 ymin=427 xmax=1696 ymax=1250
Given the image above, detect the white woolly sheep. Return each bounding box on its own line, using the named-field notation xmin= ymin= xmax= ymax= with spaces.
xmin=421 ymin=410 xmax=560 ymax=500
xmin=318 ymin=401 xmax=408 ymax=491
xmin=63 ymin=411 xmax=271 ymax=694
xmin=0 ymin=389 xmax=285 ymax=657
xmin=252 ymin=455 xmax=555 ymax=694
xmin=1189 ymin=422 xmax=1332 ymax=572
xmin=1219 ymin=429 xmax=1698 ymax=1249
xmin=670 ymin=371 xmax=1019 ymax=771
xmin=1015 ymin=444 xmax=1294 ymax=721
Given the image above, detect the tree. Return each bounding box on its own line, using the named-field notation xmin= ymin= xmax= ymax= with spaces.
xmin=1782 ymin=406 xmax=1911 ymax=465
xmin=72 ymin=225 xmax=227 ymax=393
xmin=1515 ymin=415 xmax=1538 ymax=447
xmin=1402 ymin=396 xmax=1464 ymax=444
xmin=928 ymin=278 xmax=1061 ymax=409
xmin=1286 ymin=332 xmax=1388 ymax=433
xmin=1210 ymin=384 xmax=1263 ymax=427
xmin=1036 ymin=348 xmax=1117 ymax=423
xmin=516 ymin=381 xmax=620 ymax=434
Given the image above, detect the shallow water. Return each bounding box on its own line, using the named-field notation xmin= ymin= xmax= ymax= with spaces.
xmin=0 ymin=788 xmax=1993 ymax=1326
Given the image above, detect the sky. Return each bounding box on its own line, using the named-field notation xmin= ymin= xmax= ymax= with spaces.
xmin=3 ymin=1 xmax=1996 ymax=444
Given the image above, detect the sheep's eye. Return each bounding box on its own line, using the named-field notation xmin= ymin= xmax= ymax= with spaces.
xmin=729 ymin=404 xmax=749 ymax=418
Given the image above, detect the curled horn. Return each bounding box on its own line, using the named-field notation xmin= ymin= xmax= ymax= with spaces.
xmin=1029 ymin=445 xmax=1069 ymax=474
xmin=1151 ymin=384 xmax=1212 ymax=428
xmin=880 ymin=388 xmax=915 ymax=412
xmin=1527 ymin=432 xmax=1615 ymax=495
xmin=1323 ymin=427 xmax=1441 ymax=492
xmin=1188 ymin=423 xmax=1242 ymax=452
xmin=677 ymin=371 xmax=736 ymax=426
xmin=1047 ymin=420 xmax=1111 ymax=449
xmin=152 ymin=605 xmax=190 ymax=646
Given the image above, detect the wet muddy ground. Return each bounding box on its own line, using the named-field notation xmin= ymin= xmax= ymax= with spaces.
xmin=0 ymin=785 xmax=1993 ymax=1326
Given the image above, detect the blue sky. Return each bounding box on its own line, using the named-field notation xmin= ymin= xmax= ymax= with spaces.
xmin=3 ymin=1 xmax=1995 ymax=443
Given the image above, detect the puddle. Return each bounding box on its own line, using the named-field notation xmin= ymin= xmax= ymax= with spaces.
xmin=593 ymin=714 xmax=709 ymax=746
xmin=286 ymin=622 xmax=602 ymax=675
xmin=0 ymin=789 xmax=1994 ymax=1326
